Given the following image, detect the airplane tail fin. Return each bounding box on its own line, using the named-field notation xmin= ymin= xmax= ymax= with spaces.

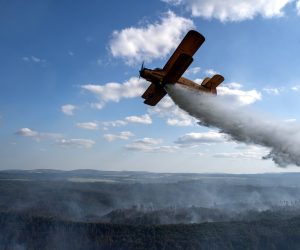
xmin=201 ymin=74 xmax=224 ymax=95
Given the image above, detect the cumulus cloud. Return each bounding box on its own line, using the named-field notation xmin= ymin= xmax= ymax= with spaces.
xmin=125 ymin=114 xmax=152 ymax=125
xmin=57 ymin=139 xmax=95 ymax=149
xmin=297 ymin=0 xmax=300 ymax=14
xmin=217 ymin=85 xmax=262 ymax=105
xmin=16 ymin=128 xmax=38 ymax=137
xmin=76 ymin=122 xmax=98 ymax=130
xmin=102 ymin=120 xmax=128 ymax=127
xmin=103 ymin=131 xmax=134 ymax=142
xmin=167 ymin=118 xmax=193 ymax=126
xmin=163 ymin=0 xmax=292 ymax=22
xmin=175 ymin=131 xmax=227 ymax=146
xmin=101 ymin=114 xmax=152 ymax=129
xmin=16 ymin=128 xmax=94 ymax=149
xmin=15 ymin=128 xmax=62 ymax=141
xmin=125 ymin=137 xmax=178 ymax=152
xmin=82 ymin=77 xmax=147 ymax=107
xmin=109 ymin=11 xmax=194 ymax=64
xmin=61 ymin=104 xmax=76 ymax=116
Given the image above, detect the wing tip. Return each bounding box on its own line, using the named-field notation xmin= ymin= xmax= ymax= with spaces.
xmin=187 ymin=30 xmax=205 ymax=42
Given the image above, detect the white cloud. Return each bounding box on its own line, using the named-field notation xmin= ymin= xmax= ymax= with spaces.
xmin=297 ymin=0 xmax=300 ymax=14
xmin=153 ymin=145 xmax=179 ymax=153
xmin=217 ymin=85 xmax=262 ymax=105
xmin=102 ymin=120 xmax=128 ymax=127
xmin=223 ymin=82 xmax=242 ymax=89
xmin=213 ymin=152 xmax=259 ymax=159
xmin=187 ymin=66 xmax=201 ymax=75
xmin=213 ymin=145 xmax=268 ymax=159
xmin=125 ymin=137 xmax=177 ymax=152
xmin=22 ymin=56 xmax=46 ymax=63
xmin=22 ymin=57 xmax=30 ymax=62
xmin=162 ymin=0 xmax=183 ymax=5
xmin=82 ymin=77 xmax=147 ymax=107
xmin=205 ymin=69 xmax=218 ymax=76
xmin=125 ymin=114 xmax=152 ymax=125
xmin=284 ymin=118 xmax=297 ymax=123
xmin=101 ymin=114 xmax=152 ymax=128
xmin=103 ymin=131 xmax=134 ymax=142
xmin=175 ymin=131 xmax=227 ymax=146
xmin=89 ymin=102 xmax=105 ymax=110
xmin=167 ymin=118 xmax=193 ymax=126
xmin=16 ymin=128 xmax=38 ymax=137
xmin=149 ymin=96 xmax=195 ymax=126
xmin=31 ymin=56 xmax=43 ymax=63
xmin=263 ymin=87 xmax=281 ymax=95
xmin=15 ymin=128 xmax=62 ymax=141
xmin=57 ymin=139 xmax=95 ymax=149
xmin=163 ymin=0 xmax=292 ymax=22
xmin=16 ymin=128 xmax=94 ymax=149
xmin=76 ymin=122 xmax=98 ymax=130
xmin=61 ymin=104 xmax=76 ymax=116
xmin=291 ymin=85 xmax=300 ymax=91
xmin=109 ymin=11 xmax=194 ymax=64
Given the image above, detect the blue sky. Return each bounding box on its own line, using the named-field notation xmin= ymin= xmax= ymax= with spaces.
xmin=1 ymin=0 xmax=300 ymax=173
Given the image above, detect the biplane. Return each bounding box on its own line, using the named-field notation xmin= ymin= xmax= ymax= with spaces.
xmin=140 ymin=30 xmax=224 ymax=106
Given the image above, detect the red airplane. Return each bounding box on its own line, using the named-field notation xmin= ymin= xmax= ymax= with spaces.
xmin=139 ymin=30 xmax=224 ymax=106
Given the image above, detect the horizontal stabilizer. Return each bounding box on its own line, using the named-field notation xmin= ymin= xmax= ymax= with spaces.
xmin=201 ymin=74 xmax=224 ymax=94
xmin=201 ymin=74 xmax=224 ymax=88
xmin=142 ymin=82 xmax=167 ymax=106
xmin=162 ymin=53 xmax=193 ymax=84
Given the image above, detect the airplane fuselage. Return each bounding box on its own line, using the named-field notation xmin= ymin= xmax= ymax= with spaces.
xmin=140 ymin=68 xmax=212 ymax=94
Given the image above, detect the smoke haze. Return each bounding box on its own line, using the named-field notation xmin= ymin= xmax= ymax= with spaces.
xmin=166 ymin=84 xmax=300 ymax=167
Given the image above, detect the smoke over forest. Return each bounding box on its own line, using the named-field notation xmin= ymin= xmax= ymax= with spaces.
xmin=2 ymin=170 xmax=300 ymax=249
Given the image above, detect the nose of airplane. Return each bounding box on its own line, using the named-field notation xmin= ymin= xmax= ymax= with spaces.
xmin=139 ymin=61 xmax=145 ymax=79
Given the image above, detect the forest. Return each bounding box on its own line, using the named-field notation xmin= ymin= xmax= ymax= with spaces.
xmin=1 ymin=170 xmax=300 ymax=249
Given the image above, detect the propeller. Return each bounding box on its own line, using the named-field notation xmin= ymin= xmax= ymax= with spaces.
xmin=139 ymin=61 xmax=145 ymax=79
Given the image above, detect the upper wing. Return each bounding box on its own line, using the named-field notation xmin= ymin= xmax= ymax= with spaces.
xmin=162 ymin=53 xmax=193 ymax=84
xmin=142 ymin=30 xmax=205 ymax=106
xmin=163 ymin=30 xmax=205 ymax=74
